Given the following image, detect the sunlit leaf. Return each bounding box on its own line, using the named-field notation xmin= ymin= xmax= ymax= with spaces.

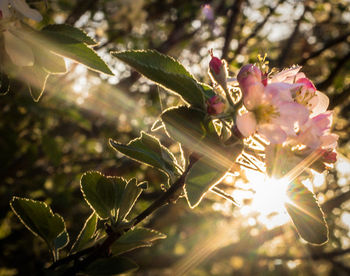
xmin=71 ymin=212 xmax=97 ymax=253
xmin=161 ymin=106 xmax=207 ymax=151
xmin=112 ymin=50 xmax=205 ymax=108
xmin=111 ymin=227 xmax=166 ymax=255
xmin=42 ymin=24 xmax=97 ymax=46
xmin=285 ymin=180 xmax=329 ymax=245
xmin=85 ymin=256 xmax=138 ymax=275
xmin=10 ymin=197 xmax=65 ymax=250
xmin=185 ymin=156 xmax=228 ymax=208
xmin=38 ymin=29 xmax=112 ymax=75
xmin=118 ymin=178 xmax=142 ymax=222
xmin=81 ymin=171 xmax=127 ymax=220
xmin=110 ymin=131 xmax=181 ymax=183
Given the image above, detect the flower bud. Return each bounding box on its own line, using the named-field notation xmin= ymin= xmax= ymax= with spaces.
xmin=322 ymin=150 xmax=337 ymax=163
xmin=209 ymin=50 xmax=227 ymax=89
xmin=207 ymin=95 xmax=225 ymax=115
xmin=237 ymin=64 xmax=262 ymax=87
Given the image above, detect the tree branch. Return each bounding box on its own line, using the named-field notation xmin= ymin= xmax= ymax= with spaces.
xmin=316 ymin=51 xmax=350 ymax=91
xmin=221 ymin=0 xmax=245 ymax=60
xmin=299 ymin=31 xmax=350 ymax=66
xmin=231 ymin=0 xmax=283 ymax=61
xmin=276 ymin=5 xmax=308 ymax=68
xmin=65 ymin=0 xmax=97 ymax=25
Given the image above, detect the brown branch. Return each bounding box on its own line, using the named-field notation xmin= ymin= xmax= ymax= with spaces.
xmin=316 ymin=51 xmax=350 ymax=91
xmin=231 ymin=0 xmax=283 ymax=61
xmin=276 ymin=5 xmax=308 ymax=68
xmin=299 ymin=31 xmax=350 ymax=66
xmin=65 ymin=0 xmax=97 ymax=25
xmin=221 ymin=0 xmax=245 ymax=60
xmin=328 ymin=85 xmax=350 ymax=109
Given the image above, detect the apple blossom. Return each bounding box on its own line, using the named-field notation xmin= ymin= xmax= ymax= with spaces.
xmin=235 ymin=65 xmax=309 ymax=144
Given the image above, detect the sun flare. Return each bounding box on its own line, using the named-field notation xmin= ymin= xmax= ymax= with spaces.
xmin=239 ymin=170 xmax=291 ymax=229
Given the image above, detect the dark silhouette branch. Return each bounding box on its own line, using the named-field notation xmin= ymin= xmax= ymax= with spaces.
xmin=299 ymin=31 xmax=350 ymax=66
xmin=65 ymin=0 xmax=97 ymax=25
xmin=231 ymin=0 xmax=283 ymax=61
xmin=276 ymin=5 xmax=308 ymax=68
xmin=221 ymin=0 xmax=245 ymax=60
xmin=328 ymin=85 xmax=350 ymax=109
xmin=316 ymin=51 xmax=350 ymax=91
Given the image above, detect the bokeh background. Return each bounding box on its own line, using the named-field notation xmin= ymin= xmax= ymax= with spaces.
xmin=1 ymin=0 xmax=350 ymax=275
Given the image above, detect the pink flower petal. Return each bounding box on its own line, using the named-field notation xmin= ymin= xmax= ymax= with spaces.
xmin=236 ymin=112 xmax=257 ymax=137
xmin=242 ymin=82 xmax=265 ymax=110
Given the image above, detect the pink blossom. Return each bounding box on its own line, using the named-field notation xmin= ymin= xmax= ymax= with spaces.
xmin=291 ymin=112 xmax=338 ymax=150
xmin=236 ymin=65 xmax=309 ymax=144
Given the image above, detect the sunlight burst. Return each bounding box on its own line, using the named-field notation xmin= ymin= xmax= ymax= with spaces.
xmin=243 ymin=170 xmax=291 ymax=229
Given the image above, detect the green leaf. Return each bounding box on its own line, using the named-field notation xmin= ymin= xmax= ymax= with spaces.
xmin=38 ymin=29 xmax=112 ymax=75
xmin=200 ymin=83 xmax=216 ymax=100
xmin=54 ymin=230 xmax=69 ymax=260
xmin=0 ymin=72 xmax=10 ymax=95
xmin=111 ymin=227 xmax=166 ymax=255
xmin=10 ymin=197 xmax=65 ymax=250
xmin=285 ymin=180 xmax=329 ymax=245
xmin=81 ymin=171 xmax=127 ymax=220
xmin=184 ymin=157 xmax=228 ymax=208
xmin=23 ymin=65 xmax=49 ymax=102
xmin=71 ymin=212 xmax=98 ymax=253
xmin=42 ymin=24 xmax=97 ymax=45
xmin=118 ymin=178 xmax=142 ymax=222
xmin=112 ymin=50 xmax=205 ymax=108
xmin=161 ymin=106 xmax=207 ymax=150
xmin=110 ymin=131 xmax=181 ymax=183
xmin=54 ymin=231 xmax=69 ymax=251
xmin=86 ymin=256 xmax=138 ymax=275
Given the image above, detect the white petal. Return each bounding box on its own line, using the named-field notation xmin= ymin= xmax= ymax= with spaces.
xmin=270 ymin=66 xmax=302 ymax=83
xmin=310 ymin=91 xmax=329 ymax=117
xmin=4 ymin=30 xmax=34 ymax=67
xmin=236 ymin=112 xmax=257 ymax=137
xmin=11 ymin=0 xmax=42 ymax=21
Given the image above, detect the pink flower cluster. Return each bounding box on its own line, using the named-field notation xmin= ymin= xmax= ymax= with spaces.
xmin=236 ymin=64 xmax=338 ymax=161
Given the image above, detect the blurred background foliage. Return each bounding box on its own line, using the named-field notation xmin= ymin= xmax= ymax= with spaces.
xmin=1 ymin=0 xmax=350 ymax=275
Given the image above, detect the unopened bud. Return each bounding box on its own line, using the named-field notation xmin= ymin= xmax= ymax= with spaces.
xmin=207 ymin=95 xmax=225 ymax=115
xmin=321 ymin=150 xmax=337 ymax=163
xmin=209 ymin=49 xmax=227 ymax=89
